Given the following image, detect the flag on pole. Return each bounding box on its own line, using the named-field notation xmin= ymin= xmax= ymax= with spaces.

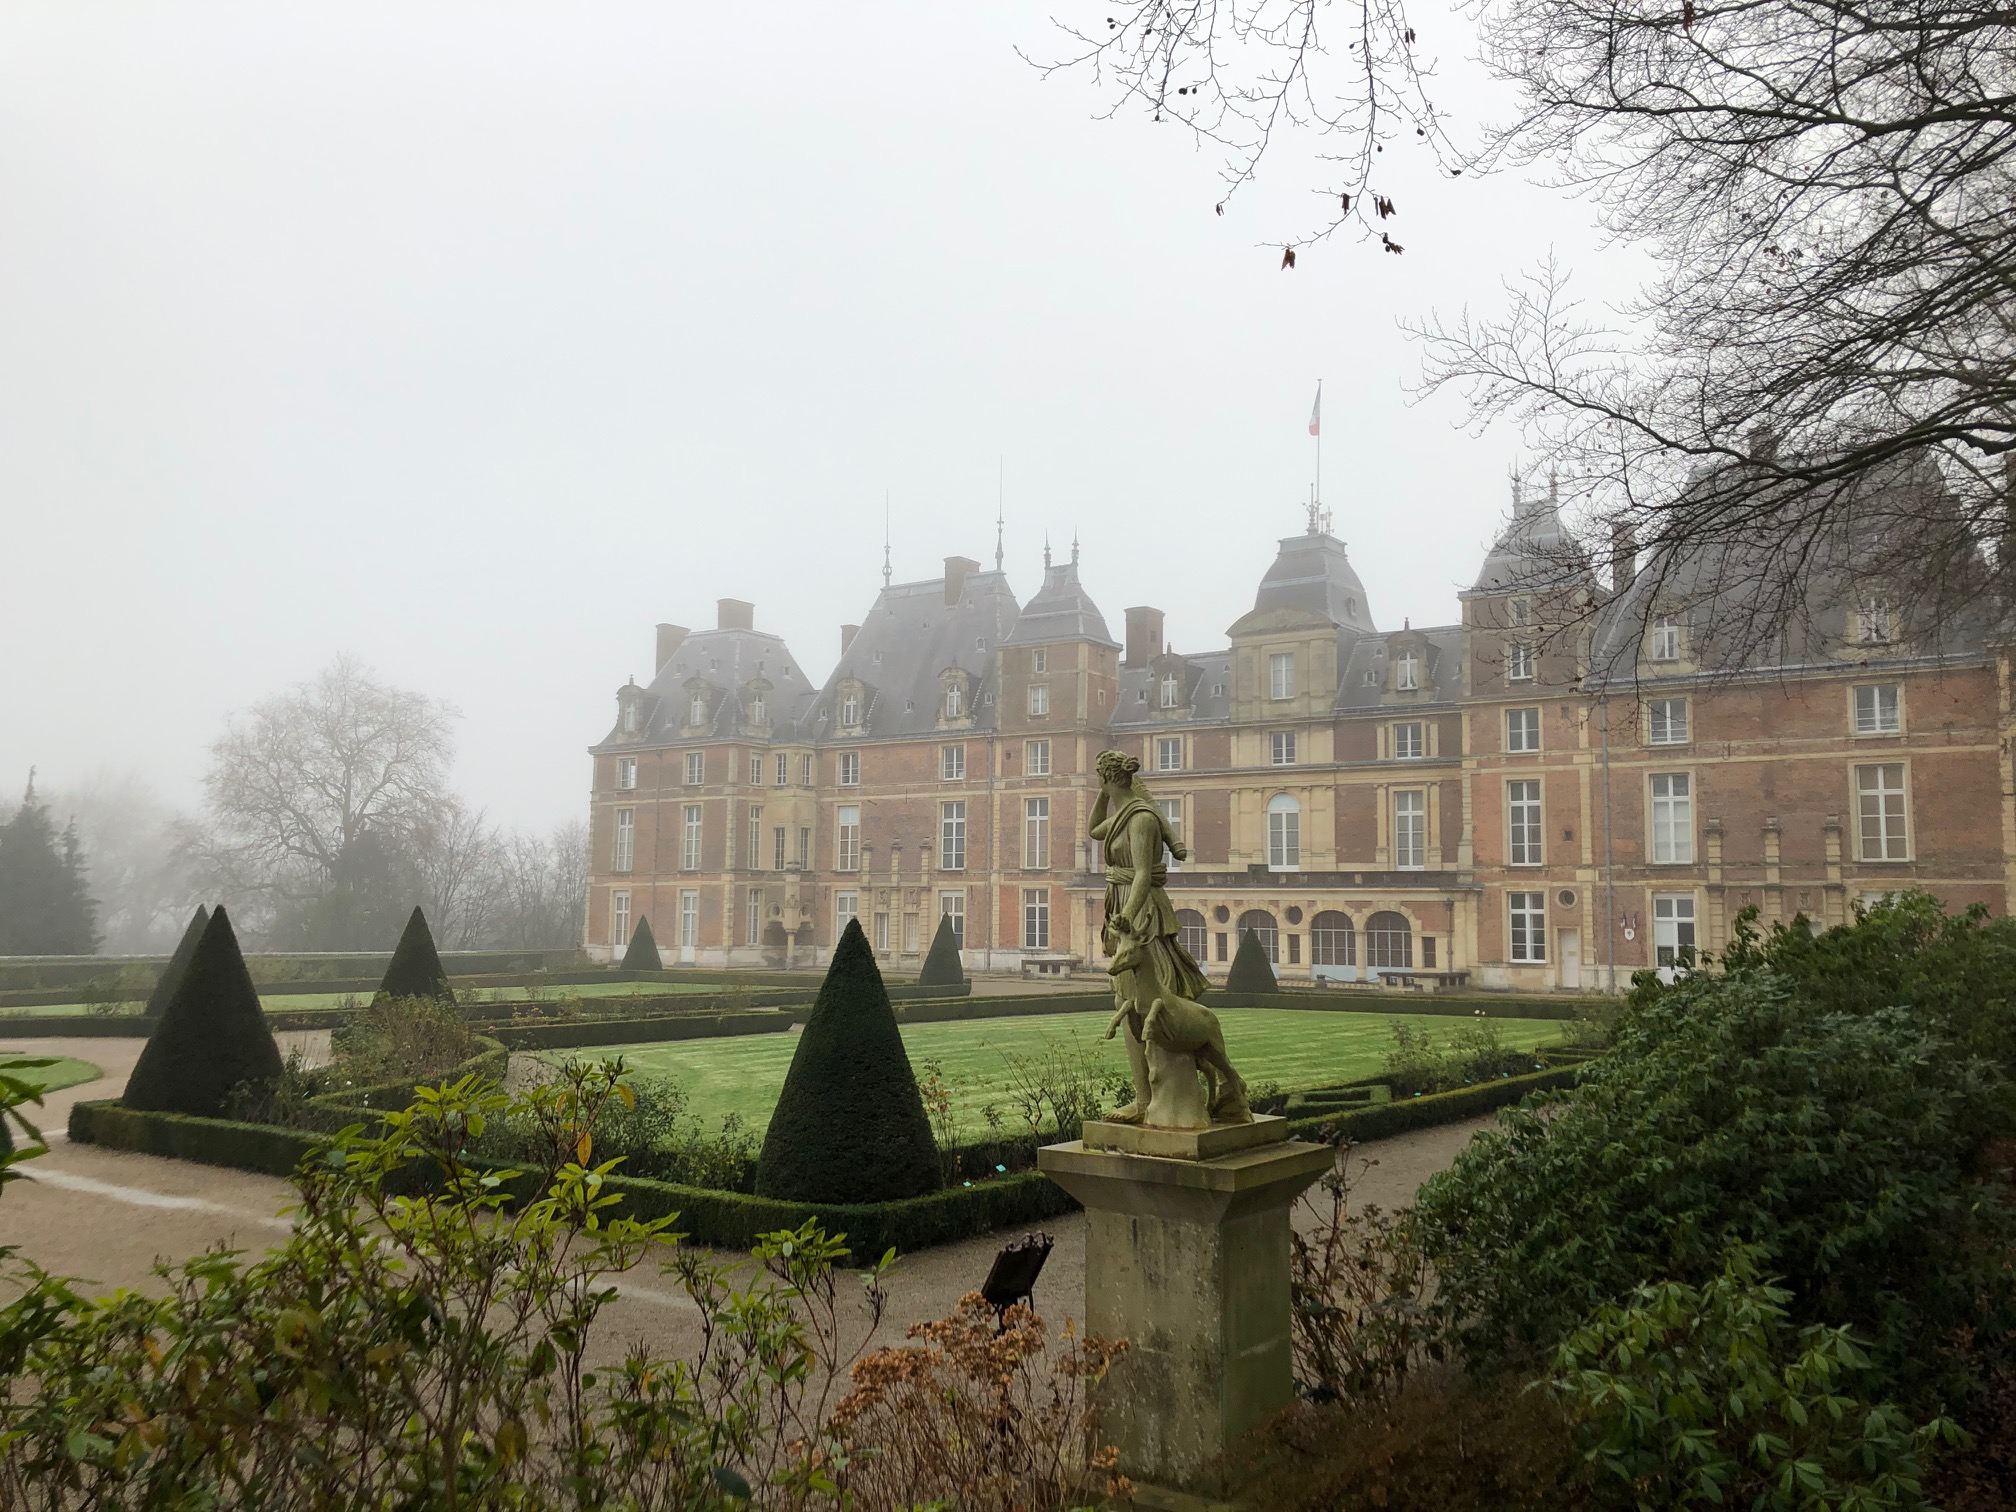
xmin=1308 ymin=382 xmax=1322 ymax=437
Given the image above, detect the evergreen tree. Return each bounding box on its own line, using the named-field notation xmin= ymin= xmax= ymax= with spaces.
xmin=0 ymin=775 xmax=100 ymax=955
xmin=917 ymin=913 xmax=965 ymax=986
xmin=757 ymin=918 xmax=941 ymax=1204
xmin=620 ymin=916 xmax=662 ymax=970
xmin=144 ymin=905 xmax=211 ymax=1018
xmin=1226 ymin=927 xmax=1278 ymax=993
xmin=124 ymin=906 xmax=283 ymax=1118
xmin=374 ymin=906 xmax=455 ymax=1005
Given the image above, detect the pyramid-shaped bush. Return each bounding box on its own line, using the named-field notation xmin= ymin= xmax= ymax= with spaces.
xmin=123 ymin=906 xmax=284 ymax=1118
xmin=374 ymin=906 xmax=455 ymax=1005
xmin=620 ymin=916 xmax=662 ymax=970
xmin=917 ymin=913 xmax=965 ymax=986
xmin=143 ymin=905 xmax=210 ymax=1018
xmin=1226 ymin=927 xmax=1278 ymax=993
xmin=756 ymin=918 xmax=941 ymax=1204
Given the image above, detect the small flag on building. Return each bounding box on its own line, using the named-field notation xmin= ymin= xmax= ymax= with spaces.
xmin=1308 ymin=382 xmax=1322 ymax=437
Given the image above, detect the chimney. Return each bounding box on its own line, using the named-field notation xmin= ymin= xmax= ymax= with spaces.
xmin=1123 ymin=605 xmax=1165 ymax=669
xmin=943 ymin=556 xmax=979 ymax=607
xmin=717 ymin=598 xmax=754 ymax=631
xmin=1608 ymin=523 xmax=1638 ymax=595
xmin=840 ymin=623 xmax=860 ymax=656
xmin=654 ymin=623 xmax=689 ymax=673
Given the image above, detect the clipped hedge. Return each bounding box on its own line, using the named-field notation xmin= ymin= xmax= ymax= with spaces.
xmin=68 ymin=1099 xmax=324 ymax=1178
xmin=313 ymin=1036 xmax=510 ymax=1113
xmin=1286 ymin=1062 xmax=1585 ymax=1143
xmin=489 ymin=1012 xmax=792 ymax=1051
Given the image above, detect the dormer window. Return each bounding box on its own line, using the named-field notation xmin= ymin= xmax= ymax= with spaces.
xmin=841 ymin=692 xmax=860 ymax=725
xmin=621 ymin=703 xmax=639 ymax=734
xmin=1395 ymin=653 xmax=1420 ymax=691
xmin=1159 ymin=673 xmax=1180 ymax=708
xmin=688 ymin=692 xmax=708 ymax=725
xmin=1651 ymin=616 xmax=1682 ymax=662
xmin=945 ymin=684 xmax=963 ymax=719
xmin=1856 ymin=597 xmax=1898 ymax=646
xmin=749 ymin=694 xmax=766 ymax=724
xmin=1510 ymin=596 xmax=1533 ymax=627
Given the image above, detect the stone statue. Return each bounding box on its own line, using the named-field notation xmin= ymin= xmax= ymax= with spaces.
xmin=1091 ymin=749 xmax=1251 ymax=1128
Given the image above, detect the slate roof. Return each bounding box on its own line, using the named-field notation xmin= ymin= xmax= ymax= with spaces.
xmin=594 ymin=625 xmax=820 ymax=748
xmin=1335 ymin=627 xmax=1465 ymax=709
xmin=1001 ymin=559 xmax=1118 ymax=648
xmin=1109 ymin=653 xmax=1236 ymax=729
xmin=1469 ymin=489 xmax=1593 ymax=596
xmin=1242 ymin=530 xmax=1378 ymax=634
xmin=811 ymin=568 xmax=1023 ymax=739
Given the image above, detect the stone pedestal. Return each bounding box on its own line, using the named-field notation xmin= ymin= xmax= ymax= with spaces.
xmin=1039 ymin=1117 xmax=1334 ymax=1490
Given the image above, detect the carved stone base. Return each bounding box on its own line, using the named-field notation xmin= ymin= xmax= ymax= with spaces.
xmin=1143 ymin=1037 xmax=1211 ymax=1127
xmin=1082 ymin=1114 xmax=1287 ymax=1162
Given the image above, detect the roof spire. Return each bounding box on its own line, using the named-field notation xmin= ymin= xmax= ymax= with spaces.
xmin=882 ymin=492 xmax=892 ymax=588
xmin=1043 ymin=533 xmax=1052 ymax=570
xmin=1511 ymin=467 xmax=1523 ymax=511
xmin=995 ymin=458 xmax=1005 ymax=572
xmin=1071 ymin=530 xmax=1080 ymax=568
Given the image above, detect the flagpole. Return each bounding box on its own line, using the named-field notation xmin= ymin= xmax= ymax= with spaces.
xmin=1315 ymin=379 xmax=1322 ymax=509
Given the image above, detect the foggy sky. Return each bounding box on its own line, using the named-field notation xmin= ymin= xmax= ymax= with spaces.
xmin=0 ymin=0 xmax=1637 ymax=832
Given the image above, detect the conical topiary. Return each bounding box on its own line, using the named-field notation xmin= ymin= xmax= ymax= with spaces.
xmin=620 ymin=916 xmax=662 ymax=970
xmin=1225 ymin=927 xmax=1278 ymax=993
xmin=374 ymin=906 xmax=455 ymax=1005
xmin=756 ymin=918 xmax=941 ymax=1204
xmin=143 ymin=905 xmax=210 ymax=1019
xmin=123 ymin=906 xmax=283 ymax=1118
xmin=917 ymin=913 xmax=965 ymax=986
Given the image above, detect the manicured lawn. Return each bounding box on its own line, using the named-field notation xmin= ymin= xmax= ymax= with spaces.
xmin=2 ymin=1057 xmax=102 ymax=1093
xmin=538 ymin=1008 xmax=1572 ymax=1141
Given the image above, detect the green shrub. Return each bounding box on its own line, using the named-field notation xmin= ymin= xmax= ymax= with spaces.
xmin=329 ymin=993 xmax=478 ymax=1090
xmin=1226 ymin=927 xmax=1277 ymax=993
xmin=917 ymin=913 xmax=966 ymax=986
xmin=122 ymin=907 xmax=283 ymax=1120
xmin=619 ymin=915 xmax=662 ymax=970
xmin=756 ymin=919 xmax=941 ymax=1204
xmin=142 ymin=906 xmax=208 ymax=1018
xmin=480 ymin=1063 xmax=760 ymax=1192
xmin=1381 ymin=1016 xmax=1541 ymax=1097
xmin=373 ymin=905 xmax=454 ymax=1005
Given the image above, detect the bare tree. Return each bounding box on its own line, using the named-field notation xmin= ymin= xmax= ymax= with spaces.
xmin=40 ymin=772 xmax=198 ymax=954
xmin=487 ymin=822 xmax=588 ymax=951
xmin=414 ymin=800 xmax=502 ymax=950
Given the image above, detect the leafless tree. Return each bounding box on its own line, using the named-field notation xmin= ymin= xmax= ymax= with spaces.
xmin=39 ymin=771 xmax=199 ymax=953
xmin=486 ymin=822 xmax=588 ymax=951
xmin=414 ymin=800 xmax=503 ymax=950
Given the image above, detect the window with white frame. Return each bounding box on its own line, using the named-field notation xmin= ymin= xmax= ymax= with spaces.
xmin=1856 ymin=763 xmax=1909 ymax=860
xmin=1507 ymin=643 xmax=1535 ymax=681
xmin=940 ymin=801 xmax=967 ymax=870
xmin=939 ymin=891 xmax=964 ymax=945
xmin=1024 ymin=798 xmax=1050 ymax=869
xmin=838 ymin=751 xmax=860 ymax=786
xmin=617 ymin=757 xmax=637 ymax=790
xmin=840 ymin=691 xmax=860 ymax=725
xmin=1650 ymin=773 xmax=1694 ymax=863
xmin=800 ymin=755 xmax=814 ymax=785
xmin=1160 ymin=672 xmax=1181 ymax=708
xmin=796 ymin=826 xmax=810 ymax=868
xmin=746 ymin=805 xmax=761 ymax=868
xmin=749 ymin=754 xmax=762 ymax=785
xmin=1028 ymin=683 xmax=1049 ymax=717
xmin=1854 ymin=684 xmax=1902 ymax=735
xmin=874 ymin=911 xmax=889 ymax=951
xmin=944 ymin=684 xmax=963 ymax=719
xmin=1648 ymin=697 xmax=1690 ymax=745
xmin=684 ymin=752 xmax=704 ymax=786
xmin=1178 ymin=909 xmax=1208 ymax=961
xmin=1508 ymin=891 xmax=1547 ymax=962
xmin=1156 ymin=798 xmax=1184 ymax=869
xmin=749 ymin=693 xmax=766 ymax=724
xmin=613 ymin=808 xmax=634 ymax=872
xmin=620 ymin=701 xmax=638 ymax=734
xmin=1510 ymin=596 xmax=1533 ymax=627
xmin=1650 ymin=616 xmax=1682 ymax=662
xmin=1024 ymin=738 xmax=1051 ymax=775
xmin=679 ymin=890 xmax=698 ymax=948
xmin=1155 ymin=736 xmax=1183 ymax=771
xmin=1857 ymin=597 xmax=1897 ymax=645
xmin=775 ymin=753 xmax=788 ymax=785
xmin=773 ymin=826 xmax=786 ymax=870
xmin=1507 ymin=780 xmax=1543 ymax=865
xmin=682 ymin=805 xmax=703 ymax=870
xmin=611 ymin=889 xmax=630 ymax=950
xmin=836 ymin=805 xmax=861 ymax=872
xmin=1023 ymin=888 xmax=1050 ymax=949
xmin=1394 ymin=791 xmax=1426 ymax=869
xmin=834 ymin=891 xmax=859 ymax=938
xmin=1270 ymin=731 xmax=1298 ymax=765
xmin=1269 ymin=652 xmax=1295 ymax=700
xmin=747 ymin=887 xmax=762 ymax=945
xmin=1506 ymin=707 xmax=1541 ymax=753
xmin=941 ymin=744 xmax=965 ymax=781
xmin=688 ymin=692 xmax=708 ymax=725
xmin=1267 ymin=794 xmax=1301 ymax=870
xmin=1395 ymin=653 xmax=1420 ymax=691
xmin=1032 ymin=649 xmax=1047 ymax=673
xmin=1393 ymin=722 xmax=1424 ymax=759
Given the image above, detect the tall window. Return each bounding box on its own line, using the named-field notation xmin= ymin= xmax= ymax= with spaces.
xmin=1267 ymin=794 xmax=1300 ymax=870
xmin=1393 ymin=722 xmax=1424 ymax=759
xmin=1177 ymin=909 xmax=1208 ymax=961
xmin=1854 ymin=684 xmax=1902 ymax=735
xmin=838 ymin=751 xmax=860 ymax=786
xmin=1507 ymin=643 xmax=1535 ymax=681
xmin=1160 ymin=672 xmax=1181 ymax=708
xmin=874 ymin=911 xmax=889 ymax=951
xmin=1508 ymin=891 xmax=1547 ymax=962
xmin=774 ymin=826 xmax=787 ymax=870
xmin=1394 ymin=653 xmax=1420 ymax=691
xmin=1653 ymin=893 xmax=1696 ymax=971
xmin=1028 ymin=683 xmax=1050 ymax=716
xmin=620 ymin=701 xmax=639 ymax=734
xmin=613 ymin=808 xmax=634 ymax=872
xmin=611 ymin=889 xmax=630 ymax=950
xmin=1156 ymin=798 xmax=1183 ymax=870
xmin=1506 ymin=707 xmax=1541 ymax=753
xmin=1032 ymin=649 xmax=1047 ymax=673
xmin=1311 ymin=911 xmax=1355 ymax=966
xmin=1394 ymin=791 xmax=1426 ymax=869
xmin=1269 ymin=652 xmax=1295 ymax=700
xmin=834 ymin=891 xmax=859 ymax=938
xmin=679 ymin=890 xmax=698 ymax=949
xmin=1650 ymin=616 xmax=1681 ymax=662
xmin=617 ymin=757 xmax=637 ymax=790
xmin=1857 ymin=597 xmax=1897 ymax=645
xmin=941 ymin=744 xmax=966 ymax=781
xmin=1650 ymin=773 xmax=1694 ymax=863
xmin=1856 ymin=763 xmax=1909 ymax=860
xmin=1024 ymin=798 xmax=1050 ymax=869
xmin=1023 ymin=889 xmax=1050 ymax=949
xmin=939 ymin=891 xmax=964 ymax=946
xmin=749 ymin=693 xmax=766 ymax=724
xmin=749 ymin=754 xmax=763 ymax=785
xmin=1025 ymin=739 xmax=1051 ymax=776
xmin=1366 ymin=911 xmax=1413 ymax=970
xmin=944 ymin=684 xmax=963 ymax=719
xmin=1239 ymin=909 xmax=1279 ymax=962
xmin=1510 ymin=596 xmax=1533 ymax=626
xmin=775 ymin=753 xmax=789 ymax=785
xmin=1155 ymin=736 xmax=1183 ymax=771
xmin=796 ymin=826 xmax=810 ymax=868
xmin=682 ymin=805 xmax=703 ymax=870
xmin=746 ymin=805 xmax=761 ymax=868
xmin=800 ymin=755 xmax=814 ymax=785
xmin=840 ymin=691 xmax=860 ymax=725
xmin=940 ymin=801 xmax=967 ymax=870
xmin=747 ymin=887 xmax=763 ymax=946
xmin=836 ymin=806 xmax=861 ymax=872
xmin=1507 ymin=780 xmax=1543 ymax=865
xmin=1648 ymin=698 xmax=1690 ymax=745
xmin=1270 ymin=731 xmax=1297 ymax=765
xmin=688 ymin=692 xmax=708 ymax=725
xmin=684 ymin=752 xmax=704 ymax=786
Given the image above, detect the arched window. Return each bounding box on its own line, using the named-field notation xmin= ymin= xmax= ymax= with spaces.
xmin=841 ymin=692 xmax=860 ymax=726
xmin=1238 ymin=909 xmax=1279 ymax=963
xmin=945 ymin=684 xmax=964 ymax=718
xmin=1267 ymin=794 xmax=1301 ymax=870
xmin=749 ymin=693 xmax=766 ymax=724
xmin=1176 ymin=908 xmax=1208 ymax=962
xmin=1159 ymin=672 xmax=1180 ymax=708
xmin=1366 ymin=911 xmax=1413 ymax=970
xmin=1394 ymin=653 xmax=1420 ymax=691
xmin=1311 ymin=911 xmax=1355 ymax=966
xmin=620 ymin=702 xmax=638 ymax=733
xmin=688 ymin=692 xmax=707 ymax=725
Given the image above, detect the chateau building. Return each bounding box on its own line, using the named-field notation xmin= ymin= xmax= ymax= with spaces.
xmin=586 ymin=494 xmax=2011 ymax=990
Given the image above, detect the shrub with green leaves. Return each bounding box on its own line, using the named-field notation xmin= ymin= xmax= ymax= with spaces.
xmin=620 ymin=915 xmax=662 ymax=971
xmin=917 ymin=913 xmax=965 ymax=987
xmin=374 ymin=905 xmax=455 ymax=1005
xmin=1226 ymin=927 xmax=1278 ymax=993
xmin=122 ymin=907 xmax=284 ymax=1120
xmin=328 ymin=992 xmax=478 ymax=1090
xmin=142 ymin=905 xmax=208 ymax=1018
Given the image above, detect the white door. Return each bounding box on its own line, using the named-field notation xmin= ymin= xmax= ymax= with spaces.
xmin=679 ymin=890 xmax=699 ymax=963
xmin=1558 ymin=927 xmax=1582 ymax=990
xmin=1652 ymin=894 xmax=1696 ymax=983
